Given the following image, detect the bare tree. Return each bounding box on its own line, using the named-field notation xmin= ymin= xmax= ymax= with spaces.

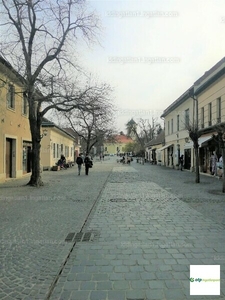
xmin=186 ymin=124 xmax=202 ymax=183
xmin=126 ymin=118 xmax=162 ymax=156
xmin=184 ymin=93 xmax=202 ymax=183
xmin=60 ymin=85 xmax=116 ymax=155
xmin=0 ymin=0 xmax=100 ymax=186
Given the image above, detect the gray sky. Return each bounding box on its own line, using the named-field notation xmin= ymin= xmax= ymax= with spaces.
xmin=77 ymin=0 xmax=225 ymax=132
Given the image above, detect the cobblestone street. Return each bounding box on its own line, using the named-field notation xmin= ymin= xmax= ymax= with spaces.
xmin=0 ymin=160 xmax=113 ymax=300
xmin=1 ymin=157 xmax=225 ymax=300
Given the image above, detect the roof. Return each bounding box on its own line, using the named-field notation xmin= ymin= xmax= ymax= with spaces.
xmin=194 ymin=57 xmax=225 ymax=95
xmin=145 ymin=130 xmax=165 ymax=148
xmin=161 ymin=86 xmax=194 ymax=118
xmin=0 ymin=55 xmax=26 ymax=86
xmin=63 ymin=128 xmax=78 ymax=138
xmin=114 ymin=135 xmax=134 ymax=143
xmin=42 ymin=118 xmax=75 ymax=140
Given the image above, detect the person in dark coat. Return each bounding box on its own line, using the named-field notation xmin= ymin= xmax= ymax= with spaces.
xmin=179 ymin=154 xmax=184 ymax=171
xmin=84 ymin=154 xmax=91 ymax=175
xmin=76 ymin=154 xmax=84 ymax=175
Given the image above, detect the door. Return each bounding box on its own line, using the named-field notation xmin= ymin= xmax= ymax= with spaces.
xmin=184 ymin=149 xmax=191 ymax=170
xmin=6 ymin=138 xmax=12 ymax=178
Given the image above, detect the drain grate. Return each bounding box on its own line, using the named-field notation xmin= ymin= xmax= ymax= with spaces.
xmin=82 ymin=232 xmax=92 ymax=241
xmin=65 ymin=231 xmax=98 ymax=242
xmin=74 ymin=232 xmax=83 ymax=242
xmin=65 ymin=232 xmax=75 ymax=242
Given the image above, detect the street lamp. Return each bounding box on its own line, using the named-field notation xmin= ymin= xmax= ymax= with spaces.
xmin=40 ymin=129 xmax=48 ymax=139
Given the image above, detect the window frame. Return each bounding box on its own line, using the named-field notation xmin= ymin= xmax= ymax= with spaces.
xmin=201 ymin=107 xmax=204 ymax=129
xmin=177 ymin=115 xmax=180 ymax=131
xmin=22 ymin=92 xmax=28 ymax=116
xmin=208 ymin=102 xmax=212 ymax=126
xmin=7 ymin=84 xmax=15 ymax=109
xmin=185 ymin=108 xmax=190 ymax=127
xmin=217 ymin=97 xmax=221 ymax=123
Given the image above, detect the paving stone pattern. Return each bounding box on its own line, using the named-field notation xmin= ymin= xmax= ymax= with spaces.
xmin=50 ymin=162 xmax=225 ymax=300
xmin=1 ymin=158 xmax=225 ymax=300
xmin=0 ymin=161 xmax=113 ymax=300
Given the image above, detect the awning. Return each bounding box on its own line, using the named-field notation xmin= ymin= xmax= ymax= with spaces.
xmin=184 ymin=136 xmax=212 ymax=149
xmin=199 ymin=135 xmax=212 ymax=147
xmin=158 ymin=144 xmax=173 ymax=151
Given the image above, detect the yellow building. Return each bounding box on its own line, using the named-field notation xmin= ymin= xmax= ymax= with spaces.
xmin=104 ymin=134 xmax=134 ymax=155
xmin=0 ymin=56 xmax=32 ymax=182
xmin=41 ymin=118 xmax=76 ymax=170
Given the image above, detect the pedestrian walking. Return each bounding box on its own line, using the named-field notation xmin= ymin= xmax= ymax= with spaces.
xmin=217 ymin=155 xmax=223 ymax=179
xmin=210 ymin=151 xmax=217 ymax=176
xmin=179 ymin=154 xmax=184 ymax=171
xmin=76 ymin=154 xmax=84 ymax=175
xmin=84 ymin=154 xmax=92 ymax=176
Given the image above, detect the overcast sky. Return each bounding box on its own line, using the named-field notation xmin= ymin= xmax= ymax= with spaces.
xmin=76 ymin=0 xmax=225 ymax=133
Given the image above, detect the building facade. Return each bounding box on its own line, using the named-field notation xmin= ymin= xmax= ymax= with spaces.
xmin=194 ymin=57 xmax=225 ymax=174
xmin=160 ymin=57 xmax=225 ymax=173
xmin=145 ymin=130 xmax=165 ymax=164
xmin=160 ymin=87 xmax=194 ymax=169
xmin=104 ymin=134 xmax=134 ymax=156
xmin=0 ymin=56 xmax=32 ymax=182
xmin=41 ymin=119 xmax=75 ymax=170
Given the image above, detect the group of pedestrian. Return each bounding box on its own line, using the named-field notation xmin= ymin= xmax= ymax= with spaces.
xmin=75 ymin=153 xmax=93 ymax=176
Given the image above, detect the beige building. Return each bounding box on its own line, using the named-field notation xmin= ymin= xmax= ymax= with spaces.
xmin=194 ymin=57 xmax=225 ymax=174
xmin=0 ymin=56 xmax=32 ymax=182
xmin=145 ymin=130 xmax=165 ymax=164
xmin=160 ymin=87 xmax=194 ymax=169
xmin=160 ymin=57 xmax=225 ymax=173
xmin=40 ymin=118 xmax=76 ymax=170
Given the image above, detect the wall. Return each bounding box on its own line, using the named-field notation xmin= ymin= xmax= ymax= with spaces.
xmin=40 ymin=127 xmax=74 ymax=169
xmin=0 ymin=66 xmax=31 ymax=182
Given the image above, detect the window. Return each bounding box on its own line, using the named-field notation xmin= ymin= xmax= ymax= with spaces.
xmin=71 ymin=147 xmax=73 ymax=156
xmin=65 ymin=146 xmax=69 ymax=157
xmin=177 ymin=115 xmax=180 ymax=131
xmin=22 ymin=92 xmax=28 ymax=115
xmin=61 ymin=144 xmax=63 ymax=154
xmin=53 ymin=143 xmax=56 ymax=158
xmin=208 ymin=103 xmax=212 ymax=126
xmin=57 ymin=144 xmax=59 ymax=158
xmin=168 ymin=121 xmax=170 ymax=135
xmin=105 ymin=147 xmax=108 ymax=151
xmin=7 ymin=84 xmax=15 ymax=109
xmin=217 ymin=97 xmax=221 ymax=123
xmin=201 ymin=107 xmax=204 ymax=128
xmin=171 ymin=119 xmax=173 ymax=134
xmin=185 ymin=109 xmax=189 ymax=127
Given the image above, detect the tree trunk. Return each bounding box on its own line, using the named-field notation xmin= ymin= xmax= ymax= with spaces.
xmin=27 ymin=103 xmax=43 ymax=187
xmin=194 ymin=145 xmax=200 ymax=183
xmin=27 ymin=138 xmax=43 ymax=186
